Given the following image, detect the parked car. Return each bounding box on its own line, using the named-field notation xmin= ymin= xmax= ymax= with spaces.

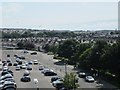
xmin=16 ymin=58 xmax=21 ymax=62
xmin=3 ymin=63 xmax=7 ymax=67
xmin=2 ymin=81 xmax=16 ymax=89
xmin=4 ymin=78 xmax=15 ymax=82
xmin=18 ymin=60 xmax=22 ymax=65
xmin=7 ymin=54 xmax=10 ymax=57
xmin=23 ymin=50 xmax=29 ymax=53
xmin=2 ymin=60 xmax=6 ymax=63
xmin=27 ymin=66 xmax=32 ymax=70
xmin=21 ymin=76 xmax=31 ymax=82
xmin=21 ymin=64 xmax=27 ymax=69
xmin=39 ymin=65 xmax=45 ymax=70
xmin=7 ymin=70 xmax=13 ymax=76
xmin=1 ymin=71 xmax=10 ymax=76
xmin=15 ymin=65 xmax=20 ymax=71
xmin=51 ymin=76 xmax=61 ymax=83
xmin=41 ymin=68 xmax=51 ymax=74
xmin=52 ymin=80 xmax=63 ymax=88
xmin=85 ymin=76 xmax=95 ymax=82
xmin=0 ymin=74 xmax=13 ymax=81
xmin=44 ymin=71 xmax=57 ymax=76
xmin=23 ymin=70 xmax=30 ymax=76
xmin=18 ymin=56 xmax=25 ymax=59
xmin=8 ymin=62 xmax=12 ymax=66
xmin=3 ymin=66 xmax=8 ymax=71
xmin=31 ymin=52 xmax=37 ymax=55
xmin=1 ymin=85 xmax=16 ymax=90
xmin=13 ymin=62 xmax=18 ymax=66
xmin=14 ymin=54 xmax=18 ymax=57
xmin=6 ymin=58 xmax=11 ymax=63
xmin=28 ymin=61 xmax=33 ymax=65
xmin=78 ymin=72 xmax=86 ymax=78
xmin=33 ymin=60 xmax=38 ymax=65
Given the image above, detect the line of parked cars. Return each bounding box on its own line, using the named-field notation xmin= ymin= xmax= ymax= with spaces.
xmin=39 ymin=65 xmax=68 ymax=90
xmin=78 ymin=71 xmax=95 ymax=82
xmin=0 ymin=65 xmax=16 ymax=90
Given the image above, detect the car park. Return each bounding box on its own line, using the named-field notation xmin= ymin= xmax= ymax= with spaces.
xmin=85 ymin=76 xmax=95 ymax=82
xmin=20 ymin=76 xmax=31 ymax=82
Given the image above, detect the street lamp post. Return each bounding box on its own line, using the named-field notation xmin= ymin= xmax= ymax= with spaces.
xmin=65 ymin=62 xmax=67 ymax=74
xmin=64 ymin=58 xmax=68 ymax=74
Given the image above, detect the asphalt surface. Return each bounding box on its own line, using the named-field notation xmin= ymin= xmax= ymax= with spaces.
xmin=0 ymin=49 xmax=118 ymax=89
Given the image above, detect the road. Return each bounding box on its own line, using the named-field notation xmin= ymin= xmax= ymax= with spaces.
xmin=0 ymin=49 xmax=118 ymax=89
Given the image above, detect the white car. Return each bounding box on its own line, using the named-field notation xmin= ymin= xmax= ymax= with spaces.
xmin=16 ymin=65 xmax=20 ymax=70
xmin=52 ymin=79 xmax=63 ymax=87
xmin=22 ymin=64 xmax=27 ymax=69
xmin=85 ymin=76 xmax=95 ymax=82
xmin=0 ymin=74 xmax=13 ymax=81
xmin=24 ymin=70 xmax=30 ymax=76
xmin=41 ymin=68 xmax=50 ymax=73
xmin=2 ymin=81 xmax=16 ymax=88
xmin=16 ymin=58 xmax=20 ymax=62
xmin=3 ymin=66 xmax=8 ymax=71
xmin=41 ymin=68 xmax=53 ymax=74
xmin=33 ymin=60 xmax=38 ymax=64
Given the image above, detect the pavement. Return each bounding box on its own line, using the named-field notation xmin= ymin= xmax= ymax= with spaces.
xmin=0 ymin=49 xmax=118 ymax=89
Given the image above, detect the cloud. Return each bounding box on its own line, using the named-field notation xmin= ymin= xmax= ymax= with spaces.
xmin=2 ymin=3 xmax=23 ymax=13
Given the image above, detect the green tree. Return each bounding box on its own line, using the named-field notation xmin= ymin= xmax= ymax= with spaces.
xmin=63 ymin=72 xmax=79 ymax=90
xmin=58 ymin=39 xmax=77 ymax=64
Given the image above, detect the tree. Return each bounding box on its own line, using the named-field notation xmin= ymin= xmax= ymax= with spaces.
xmin=71 ymin=43 xmax=91 ymax=65
xmin=63 ymin=72 xmax=79 ymax=90
xmin=17 ymin=42 xmax=24 ymax=49
xmin=17 ymin=41 xmax=35 ymax=50
xmin=57 ymin=39 xmax=77 ymax=64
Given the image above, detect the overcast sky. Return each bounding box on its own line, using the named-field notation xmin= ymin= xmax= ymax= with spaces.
xmin=0 ymin=1 xmax=118 ymax=30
